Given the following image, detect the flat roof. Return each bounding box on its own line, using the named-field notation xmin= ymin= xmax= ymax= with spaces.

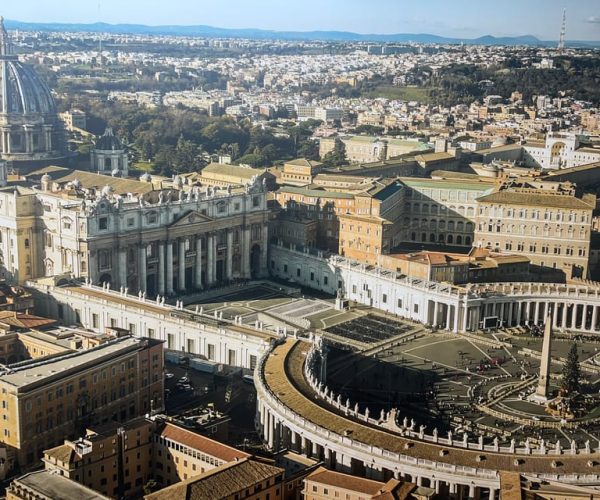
xmin=399 ymin=177 xmax=494 ymax=193
xmin=0 ymin=337 xmax=144 ymax=390
xmin=276 ymin=186 xmax=354 ymax=200
xmin=11 ymin=470 xmax=110 ymax=500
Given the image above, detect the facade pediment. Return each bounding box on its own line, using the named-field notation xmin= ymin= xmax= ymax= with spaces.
xmin=168 ymin=211 xmax=213 ymax=228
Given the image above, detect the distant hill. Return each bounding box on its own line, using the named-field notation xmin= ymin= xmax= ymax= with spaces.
xmin=4 ymin=19 xmax=600 ymax=47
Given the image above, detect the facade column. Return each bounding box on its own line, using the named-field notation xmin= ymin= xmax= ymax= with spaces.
xmin=506 ymin=302 xmax=514 ymax=327
xmin=468 ymin=484 xmax=476 ymax=500
xmin=1 ymin=130 xmax=7 ymax=154
xmin=499 ymin=303 xmax=505 ymax=326
xmin=138 ymin=244 xmax=147 ymax=293
xmin=446 ymin=305 xmax=452 ymax=331
xmin=524 ymin=301 xmax=530 ymax=325
xmin=118 ymin=247 xmax=127 ymax=289
xmin=516 ymin=302 xmax=522 ymax=326
xmin=178 ymin=238 xmax=186 ymax=291
xmin=43 ymin=125 xmax=52 ymax=151
xmin=433 ymin=301 xmax=439 ymax=327
xmin=166 ymin=241 xmax=174 ymax=295
xmin=571 ymin=304 xmax=578 ymax=329
xmin=453 ymin=305 xmax=459 ymax=333
xmin=553 ymin=303 xmax=560 ymax=328
xmin=290 ymin=431 xmax=297 ymax=453
xmin=206 ymin=233 xmax=215 ymax=285
xmin=226 ymin=230 xmax=233 ymax=280
xmin=561 ymin=303 xmax=568 ymax=329
xmin=260 ymin=223 xmax=269 ymax=276
xmin=582 ymin=304 xmax=589 ymax=330
xmin=195 ymin=237 xmax=203 ymax=288
xmin=158 ymin=242 xmax=165 ymax=295
xmin=21 ymin=127 xmax=32 ymax=153
xmin=534 ymin=301 xmax=540 ymax=324
xmin=592 ymin=305 xmax=598 ymax=332
xmin=462 ymin=305 xmax=468 ymax=332
xmin=243 ymin=227 xmax=252 ymax=279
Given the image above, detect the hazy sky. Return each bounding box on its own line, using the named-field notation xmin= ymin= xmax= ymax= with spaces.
xmin=2 ymin=0 xmax=600 ymax=40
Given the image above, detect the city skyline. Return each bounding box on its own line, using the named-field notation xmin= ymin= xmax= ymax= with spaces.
xmin=2 ymin=0 xmax=600 ymax=41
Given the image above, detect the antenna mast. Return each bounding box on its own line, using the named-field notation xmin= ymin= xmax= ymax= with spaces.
xmin=558 ymin=8 xmax=566 ymax=53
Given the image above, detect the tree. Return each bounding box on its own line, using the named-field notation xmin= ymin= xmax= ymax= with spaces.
xmin=561 ymin=343 xmax=581 ymax=394
xmin=322 ymin=138 xmax=348 ymax=168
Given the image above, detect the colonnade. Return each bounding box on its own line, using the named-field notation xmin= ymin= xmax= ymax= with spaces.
xmin=111 ymin=225 xmax=262 ymax=295
xmin=256 ymin=393 xmax=498 ymax=499
xmin=1 ymin=125 xmax=54 ymax=155
xmin=424 ymin=297 xmax=600 ymax=333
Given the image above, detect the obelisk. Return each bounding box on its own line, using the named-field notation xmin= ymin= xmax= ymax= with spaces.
xmin=535 ymin=311 xmax=553 ymax=400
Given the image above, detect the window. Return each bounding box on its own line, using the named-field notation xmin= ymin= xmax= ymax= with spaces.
xmin=382 ymin=294 xmax=387 ymax=304
xmin=92 ymin=313 xmax=99 ymax=329
xmin=252 ymin=196 xmax=260 ymax=207
xmin=99 ymin=217 xmax=108 ymax=230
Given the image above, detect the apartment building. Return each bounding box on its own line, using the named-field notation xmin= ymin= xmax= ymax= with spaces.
xmin=0 ymin=335 xmax=164 ymax=472
xmin=474 ymin=181 xmax=595 ymax=278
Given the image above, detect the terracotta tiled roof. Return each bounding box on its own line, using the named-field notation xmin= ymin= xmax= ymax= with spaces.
xmin=146 ymin=458 xmax=283 ymax=500
xmin=0 ymin=311 xmax=55 ymax=329
xmin=476 ymin=189 xmax=594 ymax=210
xmin=44 ymin=443 xmax=79 ymax=465
xmin=159 ymin=422 xmax=250 ymax=463
xmin=306 ymin=466 xmax=386 ymax=495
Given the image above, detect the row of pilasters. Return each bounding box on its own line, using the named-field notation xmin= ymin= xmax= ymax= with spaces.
xmin=115 ymin=228 xmax=255 ymax=294
xmin=257 ymin=400 xmax=498 ymax=498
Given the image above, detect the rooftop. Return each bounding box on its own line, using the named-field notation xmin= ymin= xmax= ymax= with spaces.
xmin=0 ymin=336 xmax=147 ymax=390
xmin=9 ymin=470 xmax=110 ymax=500
xmin=146 ymin=457 xmax=284 ymax=500
xmin=159 ymin=421 xmax=250 ymax=462
xmin=202 ymin=162 xmax=266 ymax=180
xmin=399 ymin=177 xmax=494 ymax=193
xmin=476 ymin=189 xmax=595 ymax=210
xmin=276 ymin=185 xmax=354 ymax=200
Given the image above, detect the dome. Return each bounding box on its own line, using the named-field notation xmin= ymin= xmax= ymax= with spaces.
xmin=95 ymin=127 xmax=123 ymax=151
xmin=0 ymin=18 xmax=56 ymax=115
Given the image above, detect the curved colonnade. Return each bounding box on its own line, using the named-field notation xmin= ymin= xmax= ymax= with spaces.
xmin=255 ymin=338 xmax=600 ymax=499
